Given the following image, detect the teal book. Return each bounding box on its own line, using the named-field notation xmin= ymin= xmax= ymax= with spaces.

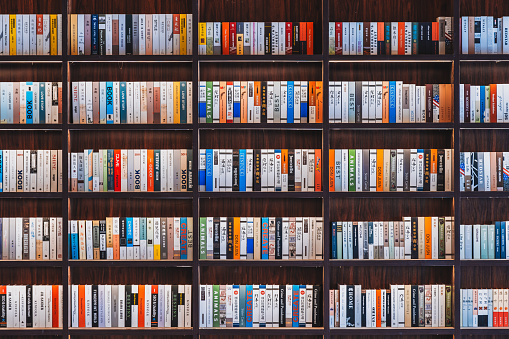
xmin=119 ymin=81 xmax=127 ymax=123
xmin=239 ymin=284 xmax=246 ymax=327
xmin=180 ymin=81 xmax=187 ymax=124
xmin=480 ymin=225 xmax=488 ymax=259
xmin=106 ymin=81 xmax=113 ymax=123
xmin=488 ymin=224 xmax=495 ymax=259
xmin=348 ymin=149 xmax=356 ymax=191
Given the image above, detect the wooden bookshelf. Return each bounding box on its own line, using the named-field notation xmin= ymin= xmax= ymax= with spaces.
xmin=0 ymin=0 xmax=507 ymax=337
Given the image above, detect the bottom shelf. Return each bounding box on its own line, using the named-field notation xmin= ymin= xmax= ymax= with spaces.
xmin=329 ymin=327 xmax=455 ymax=335
xmin=199 ymin=327 xmax=324 ymax=335
xmin=69 ymin=327 xmax=193 ymax=335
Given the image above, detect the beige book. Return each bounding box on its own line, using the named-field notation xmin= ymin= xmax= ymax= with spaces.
xmin=253 ymin=217 xmax=261 ymax=260
xmin=418 ymin=216 xmax=425 ymax=259
xmin=404 ymin=285 xmax=412 ymax=327
xmin=383 ymin=149 xmax=390 ymax=191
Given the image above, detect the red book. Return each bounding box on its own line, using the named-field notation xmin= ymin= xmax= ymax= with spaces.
xmin=432 ymin=22 xmax=439 ymax=54
xmin=52 ymin=285 xmax=59 ymax=328
xmin=173 ymin=14 xmax=180 ymax=36
xmin=114 ymin=149 xmax=121 ymax=191
xmin=222 ymin=22 xmax=229 ymax=55
xmin=398 ymin=22 xmax=405 ymax=55
xmin=147 ymin=149 xmax=154 ymax=191
xmin=314 ymin=148 xmax=321 ymax=191
xmin=138 ymin=285 xmax=145 ymax=327
xmin=78 ymin=285 xmax=85 ymax=327
xmin=306 ymin=22 xmax=313 ymax=55
xmin=229 ymin=22 xmax=236 ymax=55
xmin=300 ymin=22 xmax=307 ymax=53
xmin=285 ymin=22 xmax=292 ymax=55
xmin=335 ymin=22 xmax=342 ymax=55
xmin=491 ymin=84 xmax=497 ymax=123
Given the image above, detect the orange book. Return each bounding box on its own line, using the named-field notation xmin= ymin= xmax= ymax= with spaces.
xmin=138 ymin=285 xmax=145 ymax=327
xmin=444 ymin=84 xmax=451 ymax=123
xmin=151 ymin=285 xmax=158 ymax=326
xmin=491 ymin=84 xmax=497 ymax=123
xmin=52 ymin=285 xmax=59 ymax=327
xmin=376 ymin=289 xmax=382 ymax=327
xmin=240 ymin=81 xmax=248 ymax=123
xmin=254 ymin=81 xmax=261 ymax=121
xmin=439 ymin=84 xmax=445 ymax=122
xmin=315 ymin=81 xmax=323 ymax=123
xmin=282 ymin=149 xmax=288 ymax=189
xmin=222 ymin=22 xmax=229 ymax=55
xmin=382 ymin=81 xmax=389 ymax=123
xmin=315 ymin=149 xmax=321 ymax=191
xmin=78 ymin=285 xmax=85 ymax=327
xmin=424 ymin=216 xmax=432 ymax=259
xmin=219 ymin=81 xmax=227 ymax=123
xmin=431 ymin=149 xmax=437 ymax=189
xmin=329 ymin=149 xmax=335 ymax=191
xmin=233 ymin=217 xmax=240 ymax=259
xmin=309 ymin=81 xmax=316 ymax=122
xmin=398 ymin=22 xmax=405 ymax=55
xmin=432 ymin=22 xmax=439 ymax=54
xmin=377 ymin=22 xmax=384 ymax=44
xmin=306 ymin=22 xmax=313 ymax=55
xmin=173 ymin=81 xmax=180 ymax=124
xmin=376 ymin=149 xmax=384 ymax=191
xmin=147 ymin=149 xmax=154 ymax=191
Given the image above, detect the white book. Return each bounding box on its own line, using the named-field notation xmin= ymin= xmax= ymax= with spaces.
xmin=462 ymin=17 xmax=469 ymax=54
xmin=342 ymin=22 xmax=349 ymax=55
xmin=152 ymin=15 xmax=159 ymax=55
xmin=139 ymin=14 xmax=146 ymax=55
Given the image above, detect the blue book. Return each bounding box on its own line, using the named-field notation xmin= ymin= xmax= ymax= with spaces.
xmin=301 ymin=82 xmax=308 ymax=120
xmin=87 ymin=149 xmax=93 ymax=188
xmin=71 ymin=228 xmax=79 ymax=259
xmin=99 ymin=82 xmax=106 ymax=123
xmin=233 ymin=82 xmax=240 ymax=121
xmin=199 ymin=82 xmax=206 ymax=121
xmin=39 ymin=82 xmax=45 ymax=124
xmin=412 ymin=22 xmax=418 ymax=54
xmin=107 ymin=149 xmax=114 ymax=191
xmin=501 ymin=221 xmax=506 ymax=259
xmin=246 ymin=219 xmax=253 ymax=257
xmin=233 ymin=285 xmax=240 ymax=327
xmin=126 ymin=217 xmax=133 ymax=251
xmin=261 ymin=217 xmax=269 ymax=259
xmin=206 ymin=149 xmax=213 ymax=191
xmin=488 ymin=224 xmax=495 ymax=259
xmin=287 ymin=81 xmax=294 ymax=123
xmin=0 ymin=150 xmax=2 ymax=192
xmin=119 ymin=82 xmax=127 ymax=123
xmin=91 ymin=15 xmax=98 ymax=54
xmin=239 ymin=284 xmax=246 ymax=327
xmin=239 ymin=149 xmax=246 ymax=191
xmin=106 ymin=82 xmax=113 ymax=124
xmin=480 ymin=86 xmax=485 ymax=123
xmin=389 ymin=81 xmax=396 ymax=123
xmin=331 ymin=222 xmax=337 ymax=259
xmin=481 ymin=225 xmax=488 ymax=259
xmin=292 ymin=285 xmax=299 ymax=327
xmin=199 ymin=150 xmax=206 ymax=191
xmin=245 ymin=285 xmax=253 ymax=327
xmin=180 ymin=217 xmax=188 ymax=259
xmin=26 ymin=82 xmax=33 ymax=124
xmin=495 ymin=222 xmax=501 ymax=259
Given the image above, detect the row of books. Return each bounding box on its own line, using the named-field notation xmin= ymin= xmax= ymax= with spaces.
xmin=0 ymin=285 xmax=62 ymax=328
xmin=70 ymin=284 xmax=191 ymax=328
xmin=199 ymin=284 xmax=322 ymax=327
xmin=199 ymin=81 xmax=322 ymax=124
xmin=459 ymin=84 xmax=509 ymax=123
xmin=0 ymin=82 xmax=62 ymax=124
xmin=461 ymin=289 xmax=509 ymax=327
xmin=71 ymin=81 xmax=192 ymax=124
xmin=199 ymin=149 xmax=322 ymax=192
xmin=461 ymin=17 xmax=509 ymax=54
xmin=69 ymin=149 xmax=193 ymax=192
xmin=0 ymin=217 xmax=62 ymax=260
xmin=70 ymin=14 xmax=192 ymax=55
xmin=460 ymin=223 xmax=508 ymax=260
xmin=331 ymin=217 xmax=454 ymax=260
xmin=198 ymin=217 xmax=323 ymax=260
xmin=459 ymin=152 xmax=507 ymax=192
xmin=0 ymin=150 xmax=62 ymax=193
xmin=329 ymin=149 xmax=454 ymax=192
xmin=327 ymin=19 xmax=453 ymax=56
xmin=69 ymin=217 xmax=193 ymax=261
xmin=329 ymin=82 xmax=453 ymax=123
xmin=0 ymin=15 xmax=61 ymax=55
xmin=198 ymin=22 xmax=314 ymax=55
xmin=329 ymin=284 xmax=452 ymax=328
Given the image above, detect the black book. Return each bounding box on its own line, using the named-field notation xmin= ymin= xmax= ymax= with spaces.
xmin=125 ymin=14 xmax=133 ymax=55
xmin=292 ymin=22 xmax=300 ymax=54
xmin=99 ymin=220 xmax=107 ymax=259
xmin=25 ymin=285 xmax=32 ymax=327
xmin=150 ymin=286 xmax=157 ymax=327
xmin=161 ymin=218 xmax=167 ymax=260
xmin=92 ymin=285 xmax=99 ymax=327
xmin=355 ymin=82 xmax=362 ymax=123
xmin=227 ymin=217 xmax=234 ymax=259
xmin=361 ymin=290 xmax=366 ymax=327
xmin=346 ymin=285 xmax=355 ymax=327
xmin=423 ymin=149 xmax=431 ymax=191
xmin=411 ymin=217 xmax=418 ymax=259
xmin=187 ymin=149 xmax=193 ymax=191
xmin=418 ymin=23 xmax=426 ymax=55
xmin=279 ymin=285 xmax=286 ymax=327
xmin=261 ymin=81 xmax=267 ymax=122
xmin=254 ymin=149 xmax=261 ymax=191
xmin=425 ymin=22 xmax=433 ymax=54
xmin=437 ymin=149 xmax=445 ymax=191
xmin=312 ymin=285 xmax=322 ymax=327
xmin=403 ymin=149 xmax=410 ymax=191
xmin=275 ymin=217 xmax=282 ymax=259
xmin=171 ymin=285 xmax=178 ymax=327
xmin=22 ymin=218 xmax=29 ymax=259
xmin=125 ymin=285 xmax=132 ymax=327
xmin=119 ymin=218 xmax=126 ymax=260
xmin=213 ymin=217 xmax=220 ymax=259
xmin=154 ymin=150 xmax=161 ymax=192
xmin=390 ymin=150 xmax=397 ymax=191
xmin=98 ymin=15 xmax=106 ymax=55
xmin=288 ymin=149 xmax=295 ymax=191
xmin=386 ymin=290 xmax=391 ymax=327
xmin=411 ymin=285 xmax=418 ymax=327
xmin=352 ymin=223 xmax=358 ymax=259
xmin=232 ymin=150 xmax=239 ymax=191
xmin=471 ymin=152 xmax=478 ymax=191
xmin=93 ymin=222 xmax=100 ymax=259
xmin=264 ymin=22 xmax=272 ymax=55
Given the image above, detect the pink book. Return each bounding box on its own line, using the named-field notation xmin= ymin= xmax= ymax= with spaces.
xmin=84 ymin=14 xmax=91 ymax=55
xmin=145 ymin=14 xmax=152 ymax=55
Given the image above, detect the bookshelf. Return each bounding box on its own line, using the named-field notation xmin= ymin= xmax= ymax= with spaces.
xmin=0 ymin=0 xmax=508 ymax=337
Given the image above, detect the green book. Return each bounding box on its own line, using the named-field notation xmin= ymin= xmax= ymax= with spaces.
xmin=438 ymin=217 xmax=445 ymax=259
xmin=180 ymin=81 xmax=187 ymax=124
xmin=206 ymin=81 xmax=213 ymax=123
xmin=199 ymin=217 xmax=207 ymax=259
xmin=348 ymin=149 xmax=356 ymax=191
xmin=213 ymin=285 xmax=220 ymax=327
xmin=488 ymin=224 xmax=495 ymax=259
xmin=480 ymin=225 xmax=488 ymax=259
xmin=445 ymin=285 xmax=452 ymax=327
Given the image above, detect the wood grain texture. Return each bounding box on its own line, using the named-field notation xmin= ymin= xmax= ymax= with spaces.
xmin=461 ymin=198 xmax=509 ymax=225
xmin=460 ymin=0 xmax=509 ymax=16
xmin=330 ymin=62 xmax=454 ymax=85
xmin=331 ymin=336 xmax=453 ymax=339
xmin=69 ymin=63 xmax=192 ymax=82
xmin=330 ymin=197 xmax=454 ymax=221
xmin=69 ymin=0 xmax=192 ymax=14
xmin=204 ymin=336 xmax=323 ymax=339
xmin=198 ymin=0 xmax=322 ymax=54
xmin=199 ymin=266 xmax=323 ymax=285
xmin=0 ymin=131 xmax=62 ymax=149
xmin=69 ymin=130 xmax=192 ymax=151
xmin=70 ymin=198 xmax=193 ymax=219
xmin=200 ymin=197 xmax=323 ymax=217
xmin=461 ymin=266 xmax=509 ymax=288
xmin=0 ymin=64 xmax=62 ymax=82
xmin=200 ymin=62 xmax=323 ymax=81
xmin=199 ymin=130 xmax=322 ymax=149
xmin=70 ymin=267 xmax=192 ymax=285
xmin=0 ymin=199 xmax=62 ymax=217
xmin=0 ymin=0 xmax=61 ymax=13
xmin=460 ymin=130 xmax=509 ymax=152
xmin=330 ymin=130 xmax=453 ymax=149
xmin=0 ymin=267 xmax=62 ymax=284
xmin=460 ymin=62 xmax=509 ymax=84
xmin=71 ymin=337 xmax=191 ymax=339
xmin=329 ymin=0 xmax=453 ymax=21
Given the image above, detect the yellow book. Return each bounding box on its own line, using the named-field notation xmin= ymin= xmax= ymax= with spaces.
xmin=233 ymin=217 xmax=240 ymax=259
xmin=376 ymin=149 xmax=384 ymax=191
xmin=174 ymin=81 xmax=180 ymax=123
xmin=50 ymin=15 xmax=58 ymax=55
xmin=180 ymin=15 xmax=186 ymax=55
xmin=9 ymin=15 xmax=16 ymax=55
xmin=237 ymin=33 xmax=243 ymax=55
xmin=70 ymin=14 xmax=78 ymax=55
xmin=198 ymin=22 xmax=206 ymax=52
